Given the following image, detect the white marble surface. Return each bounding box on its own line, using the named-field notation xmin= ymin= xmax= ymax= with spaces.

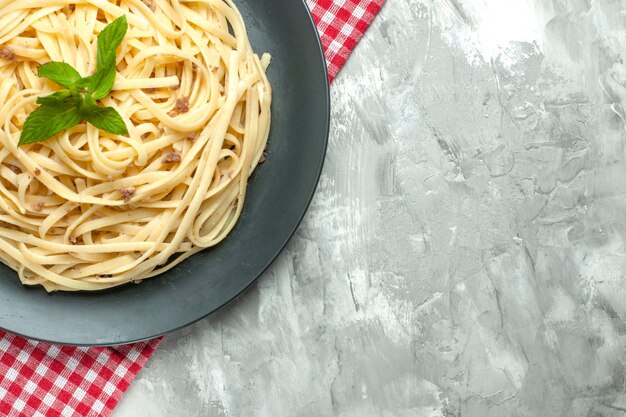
xmin=114 ymin=0 xmax=626 ymax=416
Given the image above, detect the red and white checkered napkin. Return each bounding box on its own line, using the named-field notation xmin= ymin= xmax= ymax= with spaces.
xmin=0 ymin=1 xmax=384 ymax=416
xmin=0 ymin=333 xmax=159 ymax=417
xmin=307 ymin=0 xmax=385 ymax=81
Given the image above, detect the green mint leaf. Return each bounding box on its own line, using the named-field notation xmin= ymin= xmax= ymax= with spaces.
xmin=89 ymin=16 xmax=127 ymax=100
xmin=19 ymin=97 xmax=82 ymax=146
xmin=80 ymin=95 xmax=128 ymax=135
xmin=96 ymin=16 xmax=128 ymax=70
xmin=38 ymin=62 xmax=82 ymax=89
xmin=35 ymin=90 xmax=73 ymax=106
xmin=89 ymin=68 xmax=117 ymax=100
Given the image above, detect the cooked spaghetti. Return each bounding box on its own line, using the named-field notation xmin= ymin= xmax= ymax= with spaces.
xmin=0 ymin=0 xmax=271 ymax=291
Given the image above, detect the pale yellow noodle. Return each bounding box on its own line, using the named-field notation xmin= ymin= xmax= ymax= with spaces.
xmin=0 ymin=0 xmax=271 ymax=291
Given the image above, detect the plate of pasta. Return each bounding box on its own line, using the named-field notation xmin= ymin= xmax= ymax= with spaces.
xmin=0 ymin=0 xmax=329 ymax=345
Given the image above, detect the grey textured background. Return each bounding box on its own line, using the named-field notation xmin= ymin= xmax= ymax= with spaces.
xmin=115 ymin=0 xmax=626 ymax=416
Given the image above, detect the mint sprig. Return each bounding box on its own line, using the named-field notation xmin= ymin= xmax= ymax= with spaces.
xmin=19 ymin=16 xmax=129 ymax=146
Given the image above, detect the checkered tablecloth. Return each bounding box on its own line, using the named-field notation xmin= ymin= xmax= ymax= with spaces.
xmin=0 ymin=0 xmax=384 ymax=416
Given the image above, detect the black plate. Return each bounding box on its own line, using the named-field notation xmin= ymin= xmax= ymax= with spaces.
xmin=0 ymin=0 xmax=330 ymax=346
